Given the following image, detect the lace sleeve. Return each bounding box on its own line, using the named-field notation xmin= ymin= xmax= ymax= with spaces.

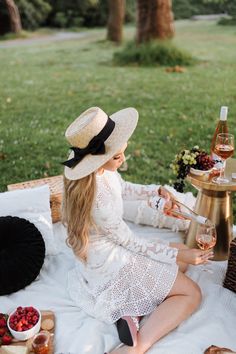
xmin=117 ymin=172 xmax=160 ymax=201
xmin=94 ymin=200 xmax=178 ymax=265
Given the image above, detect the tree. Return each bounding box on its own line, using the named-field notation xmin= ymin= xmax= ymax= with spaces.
xmin=16 ymin=0 xmax=52 ymax=30
xmin=5 ymin=0 xmax=22 ymax=33
xmin=225 ymin=0 xmax=236 ymax=19
xmin=136 ymin=0 xmax=174 ymax=43
xmin=107 ymin=0 xmax=126 ymax=43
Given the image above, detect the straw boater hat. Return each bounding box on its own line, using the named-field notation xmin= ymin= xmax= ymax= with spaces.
xmin=63 ymin=106 xmax=138 ymax=180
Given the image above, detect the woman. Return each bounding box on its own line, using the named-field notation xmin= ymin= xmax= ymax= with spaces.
xmin=62 ymin=106 xmax=213 ymax=354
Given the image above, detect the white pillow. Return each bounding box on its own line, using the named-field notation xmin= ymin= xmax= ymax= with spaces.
xmin=0 ymin=185 xmax=57 ymax=255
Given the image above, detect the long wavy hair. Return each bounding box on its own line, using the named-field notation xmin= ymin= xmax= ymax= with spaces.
xmin=62 ymin=173 xmax=96 ymax=261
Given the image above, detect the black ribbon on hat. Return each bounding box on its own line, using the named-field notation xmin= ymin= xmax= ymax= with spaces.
xmin=62 ymin=116 xmax=115 ymax=168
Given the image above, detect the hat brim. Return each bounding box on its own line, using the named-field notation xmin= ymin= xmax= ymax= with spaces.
xmin=64 ymin=107 xmax=138 ymax=180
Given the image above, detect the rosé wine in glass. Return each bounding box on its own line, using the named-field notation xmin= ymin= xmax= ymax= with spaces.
xmin=196 ymin=223 xmax=217 ymax=272
xmin=214 ymin=144 xmax=234 ymax=160
xmin=213 ymin=133 xmax=234 ymax=184
xmin=196 ymin=232 xmax=217 ymax=251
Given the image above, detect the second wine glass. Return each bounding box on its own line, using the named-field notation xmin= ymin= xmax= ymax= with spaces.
xmin=213 ymin=133 xmax=234 ymax=184
xmin=196 ymin=223 xmax=217 ymax=272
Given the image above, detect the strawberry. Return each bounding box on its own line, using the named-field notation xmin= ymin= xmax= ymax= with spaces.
xmin=2 ymin=333 xmax=13 ymax=345
xmin=0 ymin=327 xmax=7 ymax=336
xmin=16 ymin=323 xmax=23 ymax=331
xmin=0 ymin=318 xmax=7 ymax=327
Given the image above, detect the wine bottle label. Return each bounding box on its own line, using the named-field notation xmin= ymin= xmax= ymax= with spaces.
xmin=211 ymin=152 xmax=223 ymax=169
xmin=148 ymin=196 xmax=166 ymax=211
xmin=211 ymin=152 xmax=219 ymax=161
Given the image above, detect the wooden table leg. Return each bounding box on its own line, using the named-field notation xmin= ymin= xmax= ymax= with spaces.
xmin=186 ymin=189 xmax=233 ymax=261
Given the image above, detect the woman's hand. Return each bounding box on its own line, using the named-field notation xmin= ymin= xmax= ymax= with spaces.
xmin=157 ymin=186 xmax=174 ymax=199
xmin=158 ymin=186 xmax=180 ymax=216
xmin=176 ymin=248 xmax=214 ymax=265
xmin=158 ymin=186 xmax=175 ymax=201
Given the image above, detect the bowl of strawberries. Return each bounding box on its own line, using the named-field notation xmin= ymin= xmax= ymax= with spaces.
xmin=7 ymin=306 xmax=41 ymax=341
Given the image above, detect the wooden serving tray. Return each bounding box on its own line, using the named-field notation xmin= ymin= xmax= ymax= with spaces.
xmin=10 ymin=310 xmax=55 ymax=354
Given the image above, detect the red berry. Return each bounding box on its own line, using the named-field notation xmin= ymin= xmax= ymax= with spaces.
xmin=2 ymin=334 xmax=13 ymax=345
xmin=0 ymin=318 xmax=7 ymax=327
xmin=0 ymin=327 xmax=7 ymax=336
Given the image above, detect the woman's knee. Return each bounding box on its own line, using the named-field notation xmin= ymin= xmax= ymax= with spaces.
xmin=169 ymin=271 xmax=202 ymax=308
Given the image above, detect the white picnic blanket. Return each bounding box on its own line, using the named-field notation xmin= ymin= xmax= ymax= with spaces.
xmin=1 ymin=222 xmax=236 ymax=354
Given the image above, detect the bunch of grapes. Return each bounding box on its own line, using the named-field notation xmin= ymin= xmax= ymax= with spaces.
xmin=195 ymin=152 xmax=215 ymax=171
xmin=170 ymin=146 xmax=214 ymax=192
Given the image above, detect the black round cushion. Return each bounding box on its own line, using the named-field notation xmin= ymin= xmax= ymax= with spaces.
xmin=0 ymin=216 xmax=45 ymax=295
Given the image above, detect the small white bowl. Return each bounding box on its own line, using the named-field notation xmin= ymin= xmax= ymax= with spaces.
xmin=7 ymin=307 xmax=41 ymax=341
xmin=190 ymin=167 xmax=213 ymax=176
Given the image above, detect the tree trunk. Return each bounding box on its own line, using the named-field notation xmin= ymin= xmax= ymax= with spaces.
xmin=107 ymin=0 xmax=126 ymax=43
xmin=5 ymin=0 xmax=22 ymax=33
xmin=156 ymin=0 xmax=174 ymax=39
xmin=136 ymin=0 xmax=151 ymax=43
xmin=136 ymin=0 xmax=174 ymax=43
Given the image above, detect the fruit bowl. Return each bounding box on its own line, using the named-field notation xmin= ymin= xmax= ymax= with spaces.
xmin=7 ymin=306 xmax=41 ymax=341
xmin=190 ymin=167 xmax=213 ymax=176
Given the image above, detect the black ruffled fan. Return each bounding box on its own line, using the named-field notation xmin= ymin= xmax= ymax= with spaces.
xmin=0 ymin=216 xmax=45 ymax=295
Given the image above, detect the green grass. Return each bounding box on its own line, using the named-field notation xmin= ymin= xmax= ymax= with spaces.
xmin=0 ymin=28 xmax=57 ymax=41
xmin=114 ymin=40 xmax=195 ymax=66
xmin=0 ymin=20 xmax=236 ymax=196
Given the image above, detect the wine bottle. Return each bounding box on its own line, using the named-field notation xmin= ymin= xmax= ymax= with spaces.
xmin=149 ymin=196 xmax=212 ymax=226
xmin=210 ymin=106 xmax=229 ymax=164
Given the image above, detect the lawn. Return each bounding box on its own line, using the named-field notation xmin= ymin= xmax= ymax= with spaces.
xmin=0 ymin=20 xmax=236 ymax=194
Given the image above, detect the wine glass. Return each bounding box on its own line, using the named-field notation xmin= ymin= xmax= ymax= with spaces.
xmin=213 ymin=133 xmax=234 ymax=184
xmin=196 ymin=223 xmax=217 ymax=272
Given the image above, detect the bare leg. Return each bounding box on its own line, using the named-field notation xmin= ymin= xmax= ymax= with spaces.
xmin=109 ymin=271 xmax=201 ymax=354
xmin=169 ymin=242 xmax=189 ymax=273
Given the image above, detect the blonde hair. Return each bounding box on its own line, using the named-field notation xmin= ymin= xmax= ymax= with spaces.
xmin=62 ymin=173 xmax=96 ymax=261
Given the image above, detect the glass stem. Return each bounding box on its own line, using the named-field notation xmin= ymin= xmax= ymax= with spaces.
xmin=220 ymin=159 xmax=226 ymax=179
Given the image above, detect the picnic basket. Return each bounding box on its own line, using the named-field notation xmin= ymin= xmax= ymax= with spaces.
xmin=223 ymin=237 xmax=236 ymax=293
xmin=7 ymin=175 xmax=63 ymax=223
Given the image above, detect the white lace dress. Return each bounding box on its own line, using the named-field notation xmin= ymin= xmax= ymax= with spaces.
xmin=67 ymin=170 xmax=179 ymax=324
